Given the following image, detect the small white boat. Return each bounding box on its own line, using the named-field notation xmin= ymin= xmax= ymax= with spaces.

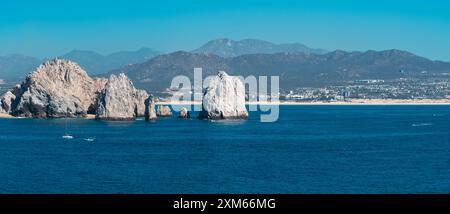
xmin=62 ymin=115 xmax=74 ymax=139
xmin=84 ymin=137 xmax=95 ymax=142
xmin=62 ymin=134 xmax=74 ymax=139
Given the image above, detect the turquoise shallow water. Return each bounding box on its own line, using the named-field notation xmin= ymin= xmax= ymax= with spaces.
xmin=1 ymin=105 xmax=450 ymax=193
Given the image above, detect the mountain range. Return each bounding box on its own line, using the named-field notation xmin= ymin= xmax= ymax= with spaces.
xmin=0 ymin=48 xmax=160 ymax=81
xmin=112 ymin=49 xmax=450 ymax=93
xmin=0 ymin=55 xmax=42 ymax=81
xmin=2 ymin=38 xmax=450 ymax=94
xmin=0 ymin=39 xmax=327 ymax=81
xmin=192 ymin=38 xmax=328 ymax=57
xmin=61 ymin=47 xmax=160 ymax=75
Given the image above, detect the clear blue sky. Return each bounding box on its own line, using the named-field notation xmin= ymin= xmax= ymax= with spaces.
xmin=1 ymin=0 xmax=449 ymax=61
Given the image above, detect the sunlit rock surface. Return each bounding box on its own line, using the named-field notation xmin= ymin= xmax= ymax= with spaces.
xmin=95 ymin=73 xmax=148 ymax=120
xmin=144 ymin=96 xmax=157 ymax=120
xmin=178 ymin=107 xmax=190 ymax=119
xmin=198 ymin=71 xmax=248 ymax=119
xmin=156 ymin=105 xmax=172 ymax=117
xmin=11 ymin=59 xmax=107 ymax=118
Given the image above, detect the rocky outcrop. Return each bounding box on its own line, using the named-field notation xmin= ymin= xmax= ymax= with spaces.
xmin=156 ymin=105 xmax=172 ymax=117
xmin=198 ymin=71 xmax=248 ymax=119
xmin=3 ymin=58 xmax=150 ymax=119
xmin=178 ymin=107 xmax=190 ymax=118
xmin=134 ymin=90 xmax=149 ymax=117
xmin=95 ymin=73 xmax=148 ymax=120
xmin=11 ymin=59 xmax=107 ymax=118
xmin=0 ymin=100 xmax=4 ymax=113
xmin=144 ymin=96 xmax=157 ymax=120
xmin=0 ymin=91 xmax=16 ymax=113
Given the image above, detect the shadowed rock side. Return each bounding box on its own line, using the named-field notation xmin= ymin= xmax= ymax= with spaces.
xmin=95 ymin=73 xmax=148 ymax=120
xmin=198 ymin=71 xmax=248 ymax=120
xmin=156 ymin=105 xmax=172 ymax=117
xmin=0 ymin=101 xmax=4 ymax=113
xmin=10 ymin=59 xmax=107 ymax=118
xmin=134 ymin=90 xmax=149 ymax=117
xmin=144 ymin=96 xmax=157 ymax=120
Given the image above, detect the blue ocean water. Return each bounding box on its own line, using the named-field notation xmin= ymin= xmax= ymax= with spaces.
xmin=1 ymin=105 xmax=450 ymax=193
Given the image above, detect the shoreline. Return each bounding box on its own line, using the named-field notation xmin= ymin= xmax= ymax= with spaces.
xmin=0 ymin=113 xmax=98 ymax=119
xmin=0 ymin=113 xmax=15 ymax=118
xmin=157 ymin=99 xmax=450 ymax=106
xmin=2 ymin=99 xmax=449 ymax=119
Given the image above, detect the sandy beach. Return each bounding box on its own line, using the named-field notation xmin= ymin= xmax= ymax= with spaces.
xmin=83 ymin=114 xmax=96 ymax=119
xmin=0 ymin=113 xmax=15 ymax=118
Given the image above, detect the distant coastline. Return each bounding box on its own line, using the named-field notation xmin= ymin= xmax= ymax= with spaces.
xmin=159 ymin=99 xmax=450 ymax=106
xmin=2 ymin=99 xmax=449 ymax=119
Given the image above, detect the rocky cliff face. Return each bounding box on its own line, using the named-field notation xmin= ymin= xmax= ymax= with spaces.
xmin=156 ymin=105 xmax=172 ymax=117
xmin=144 ymin=96 xmax=157 ymax=120
xmin=2 ymin=58 xmax=149 ymax=120
xmin=0 ymin=91 xmax=16 ymax=113
xmin=178 ymin=107 xmax=190 ymax=118
xmin=95 ymin=73 xmax=148 ymax=120
xmin=134 ymin=90 xmax=149 ymax=117
xmin=198 ymin=71 xmax=248 ymax=119
xmin=11 ymin=59 xmax=107 ymax=118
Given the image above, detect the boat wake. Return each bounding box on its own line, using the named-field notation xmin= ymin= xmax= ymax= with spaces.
xmin=412 ymin=123 xmax=433 ymax=127
xmin=84 ymin=137 xmax=96 ymax=142
xmin=62 ymin=135 xmax=74 ymax=139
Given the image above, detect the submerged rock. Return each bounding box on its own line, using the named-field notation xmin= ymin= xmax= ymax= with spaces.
xmin=0 ymin=91 xmax=16 ymax=113
xmin=11 ymin=59 xmax=107 ymax=118
xmin=198 ymin=71 xmax=248 ymax=119
xmin=156 ymin=105 xmax=172 ymax=117
xmin=95 ymin=73 xmax=148 ymax=120
xmin=178 ymin=107 xmax=190 ymax=118
xmin=144 ymin=96 xmax=157 ymax=120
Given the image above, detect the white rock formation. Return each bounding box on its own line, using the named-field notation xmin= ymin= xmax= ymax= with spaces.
xmin=0 ymin=91 xmax=16 ymax=113
xmin=0 ymin=100 xmax=4 ymax=113
xmin=134 ymin=90 xmax=149 ymax=117
xmin=95 ymin=73 xmax=148 ymax=120
xmin=178 ymin=107 xmax=190 ymax=118
xmin=198 ymin=71 xmax=248 ymax=119
xmin=12 ymin=59 xmax=107 ymax=118
xmin=1 ymin=59 xmax=151 ymax=119
xmin=156 ymin=105 xmax=172 ymax=117
xmin=144 ymin=96 xmax=157 ymax=120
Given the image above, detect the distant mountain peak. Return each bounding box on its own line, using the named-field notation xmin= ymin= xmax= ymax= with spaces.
xmin=0 ymin=54 xmax=41 ymax=80
xmin=64 ymin=50 xmax=104 ymax=58
xmin=61 ymin=48 xmax=160 ymax=75
xmin=192 ymin=38 xmax=328 ymax=57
